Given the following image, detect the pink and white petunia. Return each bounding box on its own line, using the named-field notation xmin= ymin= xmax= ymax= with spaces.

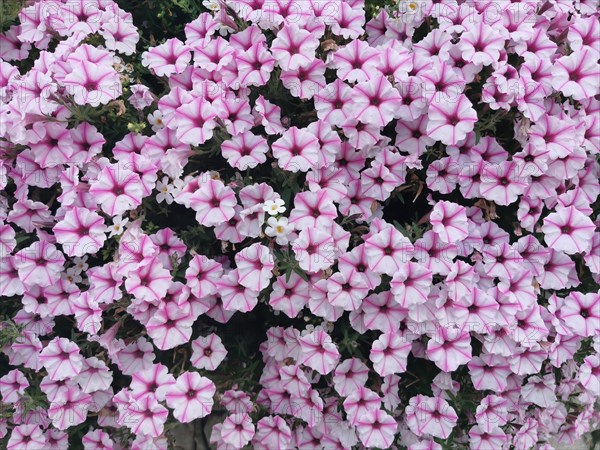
xmin=0 ymin=369 xmax=29 ymax=404
xmin=406 ymin=394 xmax=458 ymax=439
xmin=427 ymin=326 xmax=472 ymax=372
xmin=189 ymin=177 xmax=237 ymax=227
xmin=559 ymin=292 xmax=600 ymax=337
xmin=253 ymin=415 xmax=292 ymax=450
xmin=350 ymin=75 xmax=402 ymax=127
xmin=234 ymin=243 xmax=274 ymax=292
xmin=541 ymin=206 xmax=596 ymax=255
xmin=299 ymin=329 xmax=340 ymax=375
xmin=165 ymin=371 xmax=216 ymax=423
xmin=145 ymin=302 xmax=194 ymax=350
xmin=39 ymin=337 xmax=83 ymax=381
xmin=429 ymin=201 xmax=469 ymax=243
xmin=14 ymin=241 xmax=65 ymax=288
xmin=551 ymin=48 xmax=600 ymax=100
xmin=270 ymin=24 xmax=319 ymax=71
xmin=364 ymin=226 xmax=414 ymax=276
xmin=426 ymin=94 xmax=477 ymax=146
xmin=292 ymin=227 xmax=337 ymax=273
xmin=53 ymin=207 xmax=107 ymax=257
xmin=271 ymin=126 xmax=320 ymax=173
xmin=89 ymin=162 xmax=144 ymax=216
xmin=220 ymin=413 xmax=255 ymax=449
xmin=172 ymin=97 xmax=218 ymax=146
xmin=370 ymin=331 xmax=412 ymax=376
xmin=356 ymin=409 xmax=398 ymax=449
xmin=63 ymin=60 xmax=122 ymax=107
xmin=191 ymin=333 xmax=227 ymax=371
xmin=121 ymin=394 xmax=169 ymax=437
xmin=142 ymin=38 xmax=191 ymax=77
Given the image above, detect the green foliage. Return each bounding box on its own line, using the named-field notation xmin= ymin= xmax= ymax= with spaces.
xmin=0 ymin=318 xmax=22 ymax=349
xmin=0 ymin=0 xmax=25 ymax=32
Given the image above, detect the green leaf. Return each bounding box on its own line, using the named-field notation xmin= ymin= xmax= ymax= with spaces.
xmin=293 ymin=266 xmax=309 ymax=282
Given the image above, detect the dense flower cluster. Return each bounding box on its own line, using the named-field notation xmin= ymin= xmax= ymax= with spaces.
xmin=0 ymin=0 xmax=599 ymax=449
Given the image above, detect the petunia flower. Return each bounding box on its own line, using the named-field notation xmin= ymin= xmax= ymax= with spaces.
xmin=458 ymin=18 xmax=506 ymax=67
xmin=234 ymin=243 xmax=274 ymax=292
xmin=253 ymin=416 xmax=292 ymax=450
xmin=165 ymin=371 xmax=216 ymax=423
xmin=559 ymin=292 xmax=600 ymax=337
xmin=146 ymin=302 xmax=194 ymax=350
xmin=343 ymin=386 xmax=381 ymax=426
xmin=292 ymin=227 xmax=336 ymax=273
xmin=82 ymin=429 xmax=115 ymax=450
xmin=220 ymin=413 xmax=255 ymax=449
xmin=327 ymin=271 xmax=369 ymax=312
xmin=333 ymin=358 xmax=369 ymax=397
xmin=217 ymin=269 xmax=260 ymax=313
xmin=541 ymin=205 xmax=596 ymax=255
xmin=254 ymin=95 xmax=285 ymax=135
xmin=142 ymin=38 xmax=191 ymax=77
xmin=427 ymin=326 xmax=472 ymax=372
xmin=390 ymin=261 xmax=432 ymax=308
xmin=89 ymin=162 xmax=144 ymax=217
xmin=7 ymin=424 xmax=47 ymax=450
xmin=272 ymin=126 xmax=320 ymax=173
xmin=469 ymin=426 xmax=508 ymax=450
xmin=475 ymin=394 xmax=509 ymax=433
xmin=370 ymin=331 xmax=412 ymax=376
xmin=236 ymin=42 xmax=276 ymax=87
xmin=356 ymin=409 xmax=397 ymax=449
xmin=479 ymin=161 xmax=529 ymax=206
xmin=189 ymin=176 xmax=237 ymax=227
xmin=39 ymin=337 xmax=83 ymax=381
xmin=429 ymin=201 xmax=469 ymax=243
xmin=0 ymin=369 xmax=29 ymax=404
xmin=121 ymin=394 xmax=169 ymax=437
xmin=269 ymin=272 xmax=310 ymax=318
xmin=288 ymin=190 xmax=337 ymax=230
xmin=185 ymin=254 xmax=223 ymax=298
xmin=221 ymin=131 xmax=268 ymax=170
xmin=426 ymin=94 xmax=477 ymax=146
xmin=364 ymin=226 xmax=414 ymax=276
xmin=333 ymin=39 xmax=380 ymax=83
xmin=350 ymin=75 xmax=402 ymax=127
xmin=579 ymin=355 xmax=600 ymax=395
xmin=521 ymin=374 xmax=557 ymax=408
xmin=172 ymin=97 xmax=218 ymax=146
xmin=63 ymin=60 xmax=122 ymax=107
xmin=551 ymin=48 xmax=600 ymax=101
xmin=406 ymin=394 xmax=458 ymax=439
xmin=191 ymin=333 xmax=227 ymax=371
xmin=314 ymin=79 xmax=354 ymax=127
xmin=299 ymin=329 xmax=340 ymax=374
xmin=53 ymin=207 xmax=107 ymax=257
xmin=125 ymin=255 xmax=171 ymax=302
xmin=281 ymin=58 xmax=326 ymax=100
xmin=14 ymin=241 xmax=65 ymax=288
xmin=270 ymin=24 xmax=318 ymax=71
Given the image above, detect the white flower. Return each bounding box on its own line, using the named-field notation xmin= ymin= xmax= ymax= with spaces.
xmin=71 ymin=256 xmax=89 ymax=274
xmin=265 ymin=217 xmax=292 ymax=245
xmin=263 ymin=198 xmax=286 ymax=216
xmin=203 ymin=0 xmax=220 ymax=12
xmin=108 ymin=216 xmax=129 ymax=238
xmin=147 ymin=110 xmax=165 ymax=132
xmin=156 ymin=176 xmax=175 ymax=204
xmin=64 ymin=267 xmax=83 ymax=284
